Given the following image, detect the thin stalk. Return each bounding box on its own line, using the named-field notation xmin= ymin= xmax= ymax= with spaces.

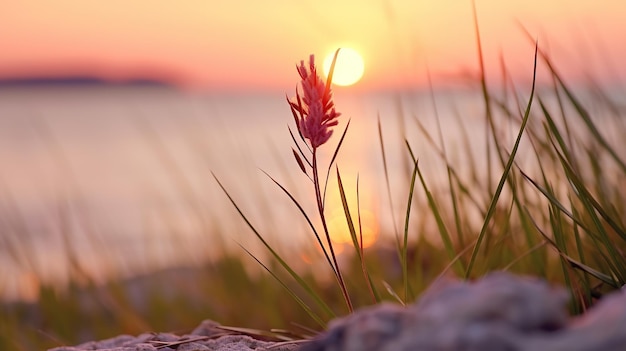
xmin=312 ymin=149 xmax=353 ymax=313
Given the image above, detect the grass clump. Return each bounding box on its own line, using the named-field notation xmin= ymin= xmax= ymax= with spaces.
xmin=215 ymin=19 xmax=626 ymax=327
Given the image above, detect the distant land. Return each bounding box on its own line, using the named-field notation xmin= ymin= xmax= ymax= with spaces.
xmin=0 ymin=76 xmax=175 ymax=88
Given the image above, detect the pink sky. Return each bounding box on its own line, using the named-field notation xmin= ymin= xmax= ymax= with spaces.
xmin=1 ymin=1 xmax=625 ymax=91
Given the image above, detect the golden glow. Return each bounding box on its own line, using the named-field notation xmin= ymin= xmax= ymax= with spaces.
xmin=323 ymin=48 xmax=365 ymax=87
xmin=327 ymin=208 xmax=379 ymax=249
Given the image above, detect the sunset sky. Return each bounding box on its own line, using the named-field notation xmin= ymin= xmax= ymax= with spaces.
xmin=1 ymin=1 xmax=625 ymax=91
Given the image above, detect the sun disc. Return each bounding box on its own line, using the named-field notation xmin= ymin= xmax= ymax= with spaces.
xmin=323 ymin=48 xmax=365 ymax=86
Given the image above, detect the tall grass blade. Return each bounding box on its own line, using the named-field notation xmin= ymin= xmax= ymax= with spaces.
xmin=322 ymin=120 xmax=351 ymax=208
xmin=287 ymin=97 xmax=308 ymax=146
xmin=452 ymin=108 xmax=482 ymax=194
xmin=324 ymin=49 xmax=340 ymax=97
xmin=260 ymin=170 xmax=337 ymax=278
xmin=429 ymin=73 xmax=465 ymax=247
xmin=238 ymin=245 xmax=327 ymax=328
xmin=377 ymin=115 xmax=401 ymax=247
xmin=355 ymin=175 xmax=381 ymax=303
xmin=521 ymin=168 xmax=621 ymax=280
xmin=212 ymin=172 xmax=336 ymax=319
xmin=411 ymin=115 xmax=486 ymax=217
xmin=471 ymin=0 xmax=492 ymax=187
xmin=525 ymin=207 xmax=618 ymax=287
xmin=292 ymin=148 xmax=308 ymax=175
xmin=553 ymin=151 xmax=626 ymax=280
xmin=403 ymin=141 xmax=420 ymax=301
xmin=288 ymin=126 xmax=312 ymax=169
xmin=466 ymin=43 xmax=538 ymax=278
xmin=554 ymin=155 xmax=626 ymax=241
xmin=547 ymin=199 xmax=575 ymax=301
xmin=519 ymin=24 xmax=626 ymax=173
xmin=502 ymin=240 xmax=548 ymax=271
xmin=415 ymin=160 xmax=465 ymax=275
xmin=382 ymin=281 xmax=406 ymax=306
xmin=336 ymin=168 xmax=379 ymax=303
xmin=336 ymin=168 xmax=361 ymax=254
xmin=520 ymin=171 xmax=591 ymax=233
xmin=571 ymin=205 xmax=592 ymax=309
xmin=434 ymin=239 xmax=478 ymax=283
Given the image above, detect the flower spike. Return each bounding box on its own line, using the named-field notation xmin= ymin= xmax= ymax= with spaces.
xmin=290 ymin=54 xmax=341 ymax=149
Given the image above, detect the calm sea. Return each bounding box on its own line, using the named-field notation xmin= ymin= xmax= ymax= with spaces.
xmin=0 ymin=84 xmax=617 ymax=301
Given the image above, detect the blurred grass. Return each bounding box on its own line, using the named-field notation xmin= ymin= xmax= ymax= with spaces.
xmin=3 ymin=37 xmax=626 ymax=351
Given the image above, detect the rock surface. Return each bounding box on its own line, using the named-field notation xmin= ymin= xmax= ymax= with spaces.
xmin=302 ymin=272 xmax=626 ymax=351
xmin=49 ymin=272 xmax=626 ymax=351
xmin=48 ymin=320 xmax=300 ymax=351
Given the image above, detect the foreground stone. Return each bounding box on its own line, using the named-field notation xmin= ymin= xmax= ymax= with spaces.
xmin=302 ymin=272 xmax=626 ymax=351
xmin=50 ymin=272 xmax=626 ymax=351
xmin=49 ymin=320 xmax=300 ymax=351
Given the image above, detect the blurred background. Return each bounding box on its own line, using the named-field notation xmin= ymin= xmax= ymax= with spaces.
xmin=1 ymin=1 xmax=625 ymax=350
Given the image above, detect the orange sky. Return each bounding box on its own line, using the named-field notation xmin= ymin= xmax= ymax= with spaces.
xmin=1 ymin=1 xmax=625 ymax=91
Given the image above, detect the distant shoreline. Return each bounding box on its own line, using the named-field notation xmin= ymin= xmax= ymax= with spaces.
xmin=0 ymin=76 xmax=174 ymax=88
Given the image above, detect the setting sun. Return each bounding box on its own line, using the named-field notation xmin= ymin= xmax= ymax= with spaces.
xmin=323 ymin=48 xmax=365 ymax=87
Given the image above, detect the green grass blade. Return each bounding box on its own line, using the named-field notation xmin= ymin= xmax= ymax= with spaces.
xmin=323 ymin=49 xmax=340 ymax=97
xmin=471 ymin=0 xmax=495 ymax=193
xmin=292 ymin=148 xmax=308 ymax=175
xmin=520 ymin=171 xmax=591 ymax=233
xmin=260 ymin=170 xmax=338 ymax=278
xmin=411 ymin=114 xmax=487 ymax=218
xmin=288 ymin=126 xmax=312 ymax=169
xmin=426 ymin=68 xmax=466 ymax=246
xmin=321 ymin=120 xmax=351 ymax=209
xmin=377 ymin=115 xmax=401 ymax=248
xmin=556 ymin=155 xmax=626 ymax=241
xmin=466 ymin=43 xmax=538 ymax=278
xmin=553 ymin=152 xmax=626 ymax=281
xmin=238 ymin=244 xmax=327 ymax=328
xmin=525 ymin=207 xmax=618 ymax=287
xmin=502 ymin=240 xmax=548 ymax=272
xmin=571 ymin=206 xmax=593 ymax=308
xmin=519 ymin=26 xmax=626 ymax=173
xmin=452 ymin=108 xmax=482 ymax=193
xmin=547 ymin=200 xmax=575 ymax=298
xmin=287 ymin=95 xmax=308 ymax=146
xmin=336 ymin=168 xmax=360 ymax=256
xmin=212 ymin=172 xmax=336 ymax=319
xmin=355 ymin=175 xmax=381 ymax=303
xmin=559 ymin=77 xmax=626 ymax=173
xmin=382 ymin=281 xmax=406 ymax=306
xmin=539 ymin=98 xmax=576 ymax=166
xmin=402 ymin=141 xmax=420 ymax=302
xmin=434 ymin=239 xmax=477 ymax=283
xmin=416 ymin=162 xmax=465 ymax=276
xmin=522 ymin=169 xmax=623 ymax=278
xmin=336 ymin=168 xmax=380 ymax=303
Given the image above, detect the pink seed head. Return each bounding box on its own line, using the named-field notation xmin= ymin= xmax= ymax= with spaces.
xmin=290 ymin=55 xmax=341 ymax=149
